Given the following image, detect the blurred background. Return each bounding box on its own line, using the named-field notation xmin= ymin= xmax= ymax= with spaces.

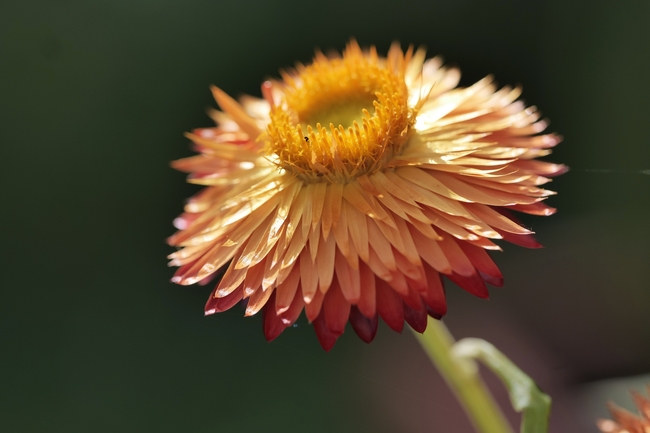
xmin=1 ymin=0 xmax=649 ymax=431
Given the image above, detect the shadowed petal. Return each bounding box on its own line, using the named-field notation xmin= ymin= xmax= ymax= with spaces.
xmin=349 ymin=306 xmax=378 ymax=343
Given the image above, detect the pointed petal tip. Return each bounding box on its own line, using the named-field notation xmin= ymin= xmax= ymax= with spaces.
xmin=204 ymin=308 xmax=216 ymax=316
xmin=263 ymin=321 xmax=284 ymax=343
xmin=479 ymin=272 xmax=504 ymax=288
xmin=263 ymin=294 xmax=290 ymax=342
xmin=209 ymin=84 xmax=222 ymax=96
xmin=349 ymin=307 xmax=378 ymax=344
xmin=403 ymin=302 xmax=428 ymax=333
xmin=448 ymin=272 xmax=490 ymax=299
xmin=313 ymin=313 xmax=340 ymax=351
xmin=551 ymin=164 xmax=570 ymax=176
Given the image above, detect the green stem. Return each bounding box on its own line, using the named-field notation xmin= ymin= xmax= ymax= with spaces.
xmin=452 ymin=339 xmax=551 ymax=433
xmin=412 ymin=317 xmax=515 ymax=433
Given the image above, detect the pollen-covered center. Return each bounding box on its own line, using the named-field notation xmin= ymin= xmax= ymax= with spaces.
xmin=266 ymin=45 xmax=415 ymax=181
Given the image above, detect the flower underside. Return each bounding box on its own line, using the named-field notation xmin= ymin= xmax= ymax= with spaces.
xmin=169 ymin=41 xmax=566 ymax=351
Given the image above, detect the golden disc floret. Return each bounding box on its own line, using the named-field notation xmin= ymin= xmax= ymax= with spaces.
xmin=266 ymin=42 xmax=416 ymax=182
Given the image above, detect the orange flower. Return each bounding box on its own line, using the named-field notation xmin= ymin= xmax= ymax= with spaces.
xmin=168 ymin=41 xmax=565 ymax=350
xmin=598 ymin=389 xmax=650 ymax=433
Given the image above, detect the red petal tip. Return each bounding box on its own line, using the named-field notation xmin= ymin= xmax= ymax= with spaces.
xmin=403 ymin=302 xmax=427 ymax=333
xmin=448 ymin=272 xmax=490 ymax=299
xmin=480 ymin=272 xmax=504 ymax=288
xmin=263 ymin=295 xmax=287 ymax=342
xmin=313 ymin=314 xmax=340 ymax=352
xmin=349 ymin=306 xmax=378 ymax=344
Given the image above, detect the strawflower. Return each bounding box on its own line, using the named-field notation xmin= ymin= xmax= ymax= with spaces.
xmin=168 ymin=41 xmax=565 ymax=350
xmin=598 ymin=388 xmax=650 ymax=433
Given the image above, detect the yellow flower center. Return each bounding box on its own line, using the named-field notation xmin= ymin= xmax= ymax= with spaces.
xmin=265 ymin=44 xmax=415 ymax=182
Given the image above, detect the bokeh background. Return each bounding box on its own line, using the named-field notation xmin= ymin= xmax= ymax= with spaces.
xmin=2 ymin=0 xmax=649 ymax=432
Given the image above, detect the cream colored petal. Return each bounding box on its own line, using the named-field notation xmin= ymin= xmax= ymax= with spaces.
xmin=370 ymin=170 xmax=419 ymax=207
xmin=461 ymin=176 xmax=556 ymax=197
xmin=281 ymin=225 xmax=306 ymax=270
xmin=370 ymin=179 xmax=413 ymax=221
xmin=285 ymin=185 xmax=308 ymax=245
xmin=415 ymin=76 xmax=494 ymax=131
xmin=343 ymin=182 xmax=392 ymax=224
xmin=404 ymin=47 xmax=428 ymax=87
xmin=392 ymin=168 xmax=478 ymax=216
xmin=432 ymin=171 xmax=531 ymax=206
xmin=427 ymin=207 xmax=501 ymax=239
xmin=301 ymin=183 xmax=314 ymax=240
xmin=215 ymin=250 xmax=247 ymax=297
xmin=419 ymin=206 xmax=480 ymax=241
xmin=235 ymin=181 xmax=300 ymax=268
xmin=184 ymin=132 xmax=256 ymax=161
xmin=180 ymin=243 xmax=239 ymax=285
xmin=239 ymin=95 xmax=271 ymax=123
xmin=262 ymin=245 xmax=281 ymax=290
xmin=235 ymin=212 xmax=278 ymax=269
xmin=465 ymin=203 xmax=532 ymax=235
xmin=211 ymin=86 xmax=262 ymax=140
xmin=416 ymin=164 xmax=514 ymax=178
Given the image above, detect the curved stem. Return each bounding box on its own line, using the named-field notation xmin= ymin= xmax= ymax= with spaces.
xmin=411 ymin=317 xmax=515 ymax=433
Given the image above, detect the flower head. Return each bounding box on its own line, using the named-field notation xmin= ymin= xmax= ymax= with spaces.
xmin=168 ymin=41 xmax=565 ymax=350
xmin=598 ymin=388 xmax=650 ymax=433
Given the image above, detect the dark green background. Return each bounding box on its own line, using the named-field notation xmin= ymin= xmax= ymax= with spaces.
xmin=2 ymin=1 xmax=649 ymax=432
